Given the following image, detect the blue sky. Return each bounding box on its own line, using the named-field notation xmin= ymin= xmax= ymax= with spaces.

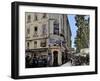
xmin=67 ymin=15 xmax=78 ymax=48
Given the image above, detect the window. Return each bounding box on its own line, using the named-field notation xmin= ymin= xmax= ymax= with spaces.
xmin=34 ymin=14 xmax=38 ymax=21
xmin=33 ymin=26 xmax=38 ymax=37
xmin=27 ymin=15 xmax=31 ymax=23
xmin=27 ymin=28 xmax=30 ymax=34
xmin=27 ymin=42 xmax=29 ymax=49
xmin=40 ymin=40 xmax=46 ymax=47
xmin=42 ymin=24 xmax=47 ymax=35
xmin=42 ymin=13 xmax=46 ymax=18
xmin=53 ymin=20 xmax=59 ymax=35
xmin=34 ymin=41 xmax=37 ymax=48
xmin=34 ymin=26 xmax=37 ymax=32
xmin=61 ymin=18 xmax=64 ymax=34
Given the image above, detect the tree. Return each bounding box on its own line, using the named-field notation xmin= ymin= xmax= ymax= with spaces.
xmin=74 ymin=15 xmax=89 ymax=52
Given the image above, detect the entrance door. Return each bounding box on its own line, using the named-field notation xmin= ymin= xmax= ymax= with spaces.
xmin=53 ymin=51 xmax=58 ymax=66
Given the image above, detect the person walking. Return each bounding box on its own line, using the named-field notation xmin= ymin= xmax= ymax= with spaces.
xmin=47 ymin=53 xmax=52 ymax=67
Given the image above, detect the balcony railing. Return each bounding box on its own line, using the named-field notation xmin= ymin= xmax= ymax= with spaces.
xmin=33 ymin=33 xmax=38 ymax=37
xmin=40 ymin=34 xmax=48 ymax=37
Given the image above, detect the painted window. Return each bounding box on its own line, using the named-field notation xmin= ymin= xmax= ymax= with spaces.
xmin=42 ymin=24 xmax=47 ymax=35
xmin=40 ymin=40 xmax=46 ymax=47
xmin=34 ymin=41 xmax=37 ymax=48
xmin=61 ymin=18 xmax=64 ymax=34
xmin=34 ymin=26 xmax=38 ymax=32
xmin=34 ymin=14 xmax=38 ymax=21
xmin=27 ymin=28 xmax=30 ymax=34
xmin=33 ymin=26 xmax=38 ymax=37
xmin=42 ymin=13 xmax=46 ymax=18
xmin=27 ymin=42 xmax=29 ymax=49
xmin=53 ymin=20 xmax=59 ymax=35
xmin=27 ymin=15 xmax=31 ymax=23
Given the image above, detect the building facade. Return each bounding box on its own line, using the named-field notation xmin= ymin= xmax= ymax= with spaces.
xmin=25 ymin=12 xmax=71 ymax=66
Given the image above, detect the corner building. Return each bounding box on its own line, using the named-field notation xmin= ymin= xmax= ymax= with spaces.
xmin=25 ymin=12 xmax=71 ymax=66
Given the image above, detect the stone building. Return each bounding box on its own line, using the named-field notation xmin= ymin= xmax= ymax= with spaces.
xmin=25 ymin=12 xmax=71 ymax=66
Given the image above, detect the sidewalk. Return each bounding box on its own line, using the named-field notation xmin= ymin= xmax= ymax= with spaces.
xmin=61 ymin=61 xmax=72 ymax=67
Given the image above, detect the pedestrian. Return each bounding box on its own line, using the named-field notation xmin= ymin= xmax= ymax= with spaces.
xmin=43 ymin=56 xmax=47 ymax=67
xmin=47 ymin=53 xmax=52 ymax=67
xmin=26 ymin=55 xmax=31 ymax=68
xmin=32 ymin=55 xmax=38 ymax=67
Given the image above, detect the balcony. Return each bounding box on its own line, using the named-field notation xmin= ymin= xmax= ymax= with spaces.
xmin=33 ymin=33 xmax=38 ymax=37
xmin=40 ymin=34 xmax=48 ymax=37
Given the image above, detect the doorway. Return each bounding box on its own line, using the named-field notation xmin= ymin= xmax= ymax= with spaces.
xmin=53 ymin=51 xmax=58 ymax=66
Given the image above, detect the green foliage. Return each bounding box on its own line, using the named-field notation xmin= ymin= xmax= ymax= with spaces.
xmin=74 ymin=15 xmax=89 ymax=52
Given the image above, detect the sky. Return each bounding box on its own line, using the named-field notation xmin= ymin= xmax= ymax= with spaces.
xmin=67 ymin=15 xmax=78 ymax=48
